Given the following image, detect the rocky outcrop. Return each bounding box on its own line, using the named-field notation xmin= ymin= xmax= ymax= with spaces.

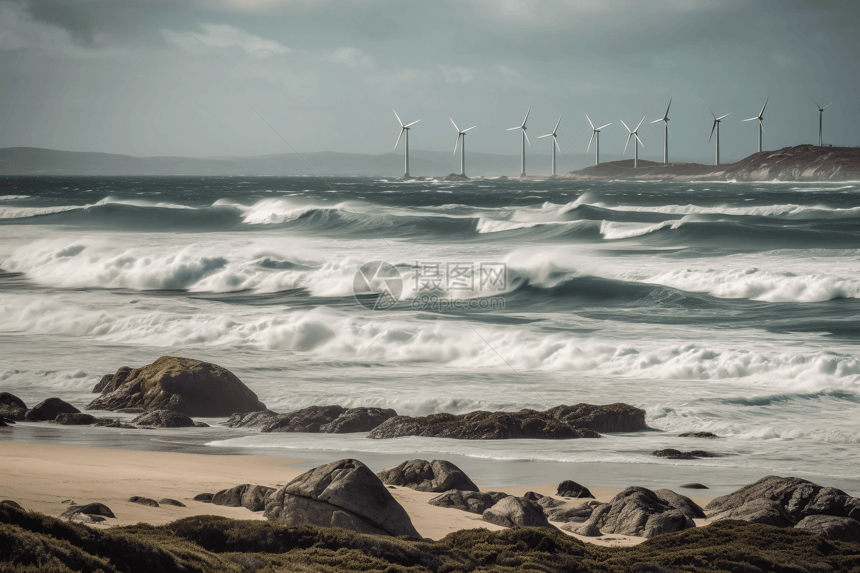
xmin=54 ymin=413 xmax=97 ymax=425
xmin=482 ymin=497 xmax=553 ymax=529
xmin=376 ymin=459 xmax=478 ymax=493
xmin=320 ymin=407 xmax=398 ymax=433
xmin=88 ymin=356 xmax=266 ymax=417
xmin=706 ymin=476 xmax=860 ymax=526
xmin=576 ymin=487 xmax=700 ymax=538
xmin=262 ymin=405 xmax=344 ymax=433
xmin=131 ymin=409 xmax=198 ymax=428
xmin=93 ymin=366 xmax=133 ymax=393
xmin=128 ymin=496 xmax=159 ymax=507
xmin=428 ymin=490 xmax=508 ymax=515
xmin=159 ymin=498 xmax=186 ymax=507
xmin=653 ymin=449 xmax=718 ymax=460
xmin=678 ymin=432 xmax=720 ymax=439
xmin=223 ymin=410 xmax=280 ymax=428
xmin=264 ymin=459 xmax=419 ymax=537
xmin=60 ymin=503 xmax=115 ymax=524
xmin=545 ymin=502 xmax=599 ymax=523
xmin=795 ymin=515 xmax=860 ymax=544
xmin=369 ymin=404 xmax=646 ymax=440
xmin=557 ymin=480 xmax=594 ymax=499
xmin=92 ymin=418 xmax=135 ymax=429
xmin=212 ymin=484 xmax=275 ymax=512
xmin=193 ymin=493 xmax=214 ymax=503
xmin=0 ymin=392 xmax=27 ymax=421
xmin=0 ymin=500 xmax=23 ymax=510
xmin=24 ymin=397 xmax=80 ymax=422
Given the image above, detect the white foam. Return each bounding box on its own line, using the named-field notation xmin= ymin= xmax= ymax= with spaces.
xmin=0 ymin=195 xmax=30 ymax=201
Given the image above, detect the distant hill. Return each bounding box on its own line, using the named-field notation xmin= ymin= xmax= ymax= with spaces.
xmin=562 ymin=145 xmax=860 ymax=182
xmin=0 ymin=146 xmax=710 ymax=177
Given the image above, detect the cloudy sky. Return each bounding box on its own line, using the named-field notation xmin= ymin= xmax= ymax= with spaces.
xmin=1 ymin=0 xmax=858 ymax=160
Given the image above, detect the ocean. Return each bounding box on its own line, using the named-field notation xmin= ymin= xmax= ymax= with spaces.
xmin=1 ymin=176 xmax=859 ymax=493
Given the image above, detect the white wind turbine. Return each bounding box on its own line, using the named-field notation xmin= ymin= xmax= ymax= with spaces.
xmin=507 ymin=107 xmax=531 ymax=177
xmin=621 ymin=117 xmax=645 ymax=168
xmin=586 ymin=114 xmax=611 ymax=166
xmin=650 ymin=99 xmax=671 ymax=165
xmin=815 ymin=101 xmax=833 ymax=146
xmin=709 ymin=108 xmax=732 ymax=166
xmin=536 ymin=116 xmax=562 ymax=176
xmin=393 ymin=110 xmax=420 ymax=178
xmin=450 ymin=117 xmax=476 ymax=177
xmin=742 ymin=98 xmax=768 ymax=153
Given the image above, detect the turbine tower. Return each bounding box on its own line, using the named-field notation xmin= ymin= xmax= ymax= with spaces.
xmin=536 ymin=116 xmax=562 ymax=176
xmin=742 ymin=98 xmax=768 ymax=153
xmin=709 ymin=108 xmax=731 ymax=166
xmin=815 ymin=102 xmax=832 ymax=146
xmin=621 ymin=117 xmax=645 ymax=168
xmin=393 ymin=110 xmax=420 ymax=178
xmin=650 ymin=99 xmax=671 ymax=165
xmin=450 ymin=117 xmax=476 ymax=177
xmin=586 ymin=114 xmax=611 ymax=166
xmin=506 ymin=107 xmax=530 ymax=177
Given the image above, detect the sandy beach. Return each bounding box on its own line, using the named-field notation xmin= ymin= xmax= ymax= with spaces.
xmin=0 ymin=441 xmax=713 ymax=546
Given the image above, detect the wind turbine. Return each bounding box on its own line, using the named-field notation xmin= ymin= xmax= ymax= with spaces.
xmin=709 ymin=108 xmax=731 ymax=166
xmin=650 ymin=99 xmax=671 ymax=165
xmin=621 ymin=117 xmax=645 ymax=168
xmin=536 ymin=116 xmax=562 ymax=176
xmin=393 ymin=110 xmax=420 ymax=178
xmin=450 ymin=117 xmax=476 ymax=177
xmin=742 ymin=98 xmax=768 ymax=153
xmin=815 ymin=102 xmax=832 ymax=146
xmin=506 ymin=107 xmax=530 ymax=177
xmin=586 ymin=114 xmax=611 ymax=166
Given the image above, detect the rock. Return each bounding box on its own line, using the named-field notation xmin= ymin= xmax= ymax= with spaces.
xmin=212 ymin=484 xmax=275 ymax=512
xmin=544 ymin=404 xmax=648 ymax=433
xmin=678 ymin=431 xmax=720 ymax=438
xmin=262 ymin=405 xmax=345 ymax=433
xmin=376 ymin=459 xmax=479 ymax=493
xmin=577 ymin=487 xmax=698 ymax=538
xmin=60 ymin=503 xmax=115 ymax=522
xmin=25 ymin=398 xmax=80 ymax=422
xmin=87 ymin=356 xmax=267 ymax=417
xmin=445 ymin=173 xmax=469 ymax=181
xmin=706 ymin=476 xmax=860 ymax=526
xmin=536 ymin=496 xmax=566 ymax=509
xmin=653 ymin=489 xmax=706 ymax=520
xmin=54 ymin=413 xmax=97 ymax=425
xmin=0 ymin=500 xmax=22 ymax=510
xmin=680 ymin=483 xmax=709 ymax=490
xmin=428 ymin=490 xmax=509 ymax=515
xmin=93 ymin=366 xmax=133 ymax=393
xmin=128 ymin=496 xmax=159 ymax=507
xmin=652 ymin=449 xmax=718 ymax=460
xmin=193 ymin=421 xmax=209 ymax=428
xmin=0 ymin=392 xmax=27 ymax=421
xmin=482 ymin=497 xmax=553 ymax=529
xmin=159 ymin=498 xmax=186 ymax=507
xmin=557 ymin=480 xmax=594 ymax=499
xmin=61 ymin=500 xmax=76 ymax=505
xmin=70 ymin=513 xmax=107 ymax=524
xmin=0 ymin=418 xmax=8 ymax=427
xmin=522 ymin=491 xmax=542 ymax=501
xmin=193 ymin=493 xmax=214 ymax=503
xmin=562 ymin=522 xmax=602 ymax=537
xmin=545 ymin=503 xmax=596 ymax=523
xmin=131 ymin=409 xmax=196 ymax=428
xmin=795 ymin=515 xmax=860 ymax=543
xmin=320 ymin=407 xmax=398 ymax=433
xmin=264 ymin=459 xmax=419 ymax=537
xmin=223 ymin=410 xmax=280 ymax=428
xmin=92 ymin=418 xmax=135 ymax=429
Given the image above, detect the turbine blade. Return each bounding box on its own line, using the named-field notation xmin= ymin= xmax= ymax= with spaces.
xmin=523 ymin=129 xmax=531 ymax=146
xmin=760 ymin=119 xmax=767 ymax=135
xmin=814 ymin=101 xmax=821 ymax=110
xmin=585 ymin=114 xmax=595 ymax=130
xmin=507 ymin=127 xmax=520 ymax=131
xmin=522 ymin=106 xmax=530 ymax=127
xmin=405 ymin=119 xmax=421 ymax=127
xmin=709 ymin=107 xmax=716 ymax=120
xmin=597 ymin=123 xmax=612 ymax=130
xmin=717 ymin=113 xmax=732 ymax=120
xmin=635 ymin=134 xmax=644 ymax=148
xmin=453 ymin=134 xmax=459 ymax=155
xmin=394 ymin=127 xmax=404 ymax=150
xmin=463 ymin=126 xmax=477 ymax=132
xmin=554 ymin=116 xmax=562 ymax=134
xmin=537 ymin=134 xmax=551 ymax=138
xmin=635 ymin=116 xmax=645 ymax=132
xmin=620 ymin=119 xmax=631 ymax=133
xmin=760 ymin=97 xmax=768 ymax=117
xmin=824 ymin=102 xmax=833 ymax=110
xmin=666 ymin=98 xmax=672 ymax=117
xmin=709 ymin=121 xmax=717 ymax=143
xmin=450 ymin=117 xmax=459 ymax=132
xmin=651 ymin=118 xmax=663 ymax=124
xmin=587 ymin=130 xmax=596 ymax=152
xmin=623 ymin=133 xmax=632 ymax=155
xmin=742 ymin=117 xmax=757 ymax=122
xmin=393 ymin=109 xmax=403 ymax=127
xmin=555 ymin=137 xmax=561 ymax=152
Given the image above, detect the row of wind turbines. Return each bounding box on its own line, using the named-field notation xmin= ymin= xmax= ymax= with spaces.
xmin=393 ymin=100 xmax=835 ymax=178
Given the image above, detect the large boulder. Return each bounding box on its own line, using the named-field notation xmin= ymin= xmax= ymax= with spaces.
xmin=25 ymin=398 xmax=80 ymax=422
xmin=428 ymin=490 xmax=508 ymax=515
xmin=795 ymin=515 xmax=860 ymax=544
xmin=544 ymin=403 xmax=647 ymax=433
xmin=223 ymin=410 xmax=281 ymax=428
xmin=87 ymin=357 xmax=266 ymax=417
xmin=320 ymin=407 xmax=397 ymax=433
xmin=705 ymin=476 xmax=860 ymax=525
xmin=59 ymin=503 xmax=115 ymax=523
xmin=131 ymin=409 xmax=197 ymax=428
xmin=376 ymin=459 xmax=479 ymax=492
xmin=0 ymin=392 xmax=27 ymax=421
xmin=262 ymin=405 xmax=345 ymax=433
xmin=54 ymin=413 xmax=97 ymax=425
xmin=93 ymin=366 xmax=133 ymax=393
xmin=128 ymin=496 xmax=159 ymax=507
xmin=545 ymin=502 xmax=598 ymax=523
xmin=652 ymin=449 xmax=718 ymax=460
xmin=264 ymin=459 xmax=419 ymax=537
xmin=482 ymin=497 xmax=553 ymax=529
xmin=576 ymin=487 xmax=698 ymax=538
xmin=212 ymin=484 xmax=275 ymax=512
xmin=557 ymin=480 xmax=594 ymax=499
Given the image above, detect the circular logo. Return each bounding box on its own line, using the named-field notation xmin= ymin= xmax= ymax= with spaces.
xmin=353 ymin=261 xmax=403 ymax=310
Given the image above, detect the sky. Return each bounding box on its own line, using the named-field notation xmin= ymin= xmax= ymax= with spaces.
xmin=1 ymin=0 xmax=858 ymax=161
